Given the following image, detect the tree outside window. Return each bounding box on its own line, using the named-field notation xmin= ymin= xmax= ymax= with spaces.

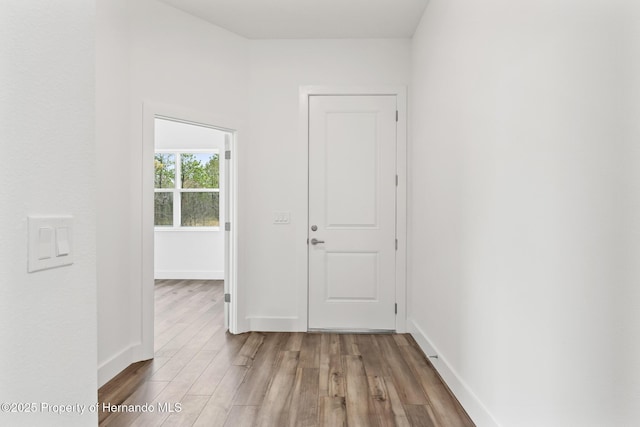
xmin=154 ymin=152 xmax=220 ymax=227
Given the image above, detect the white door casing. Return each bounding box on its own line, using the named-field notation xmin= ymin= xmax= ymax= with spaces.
xmin=224 ymin=133 xmax=230 ymax=331
xmin=308 ymin=95 xmax=398 ymax=331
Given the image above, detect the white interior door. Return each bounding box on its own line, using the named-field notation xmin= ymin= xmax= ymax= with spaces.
xmin=308 ymin=95 xmax=397 ymax=331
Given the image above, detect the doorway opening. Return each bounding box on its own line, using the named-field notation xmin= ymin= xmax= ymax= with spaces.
xmin=153 ymin=116 xmax=230 ymax=335
xmin=141 ymin=105 xmax=240 ymax=361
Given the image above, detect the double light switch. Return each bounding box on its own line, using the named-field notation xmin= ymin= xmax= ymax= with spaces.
xmin=28 ymin=216 xmax=74 ymax=272
xmin=273 ymin=211 xmax=291 ymax=224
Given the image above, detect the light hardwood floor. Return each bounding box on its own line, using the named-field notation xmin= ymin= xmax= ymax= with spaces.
xmin=98 ymin=279 xmax=474 ymax=426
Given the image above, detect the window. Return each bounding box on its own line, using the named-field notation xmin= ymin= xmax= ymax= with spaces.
xmin=154 ymin=151 xmax=220 ymax=227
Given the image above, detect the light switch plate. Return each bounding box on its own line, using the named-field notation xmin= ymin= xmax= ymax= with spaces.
xmin=273 ymin=211 xmax=291 ymax=224
xmin=28 ymin=216 xmax=74 ymax=273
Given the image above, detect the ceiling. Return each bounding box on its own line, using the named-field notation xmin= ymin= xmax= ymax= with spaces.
xmin=158 ymin=0 xmax=429 ymax=39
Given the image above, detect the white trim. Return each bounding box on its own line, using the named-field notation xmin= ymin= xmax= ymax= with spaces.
xmin=409 ymin=319 xmax=501 ymax=427
xmin=157 ymin=188 xmax=221 ymax=193
xmin=226 ymin=131 xmax=245 ymax=333
xmin=297 ymin=90 xmax=311 ymax=332
xmin=141 ymin=105 xmax=156 ymax=361
xmin=154 ymin=227 xmax=221 ymax=232
xmin=154 ymin=270 xmax=224 ymax=280
xmin=247 ymin=316 xmax=303 ymax=332
xmin=155 ymin=148 xmax=221 ymax=154
xmin=299 ymin=86 xmax=408 ymax=333
xmin=224 ymin=133 xmax=230 ymax=331
xmin=97 ymin=343 xmax=142 ymax=388
xmin=394 ymin=88 xmax=408 ymax=333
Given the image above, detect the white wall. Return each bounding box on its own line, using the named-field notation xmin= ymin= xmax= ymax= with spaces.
xmin=154 ymin=118 xmax=226 ymax=280
xmin=155 ymin=230 xmax=224 ymax=279
xmin=244 ymin=39 xmax=411 ymax=330
xmin=95 ymin=4 xmax=640 ymax=423
xmin=409 ymin=0 xmax=640 ymax=425
xmin=97 ymin=0 xmax=412 ymax=381
xmin=97 ymin=0 xmax=249 ymax=385
xmin=96 ymin=0 xmax=135 ymax=387
xmin=0 ymin=1 xmax=98 ymax=426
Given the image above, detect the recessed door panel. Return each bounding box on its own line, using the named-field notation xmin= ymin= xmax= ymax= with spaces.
xmin=326 ymin=252 xmax=378 ymax=301
xmin=326 ymin=112 xmax=378 ymax=228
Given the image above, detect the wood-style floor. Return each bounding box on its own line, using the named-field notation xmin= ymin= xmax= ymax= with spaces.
xmin=98 ymin=279 xmax=474 ymax=427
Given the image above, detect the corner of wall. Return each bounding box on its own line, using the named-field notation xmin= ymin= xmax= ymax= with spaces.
xmin=408 ymin=318 xmax=500 ymax=427
xmin=97 ymin=343 xmax=141 ymax=388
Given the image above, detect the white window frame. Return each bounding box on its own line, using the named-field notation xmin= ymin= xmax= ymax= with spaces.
xmin=154 ymin=149 xmax=221 ymax=231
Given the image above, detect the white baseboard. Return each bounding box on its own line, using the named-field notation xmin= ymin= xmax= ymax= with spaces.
xmin=246 ymin=316 xmax=304 ymax=332
xmin=154 ymin=270 xmax=224 ymax=280
xmin=408 ymin=319 xmax=500 ymax=427
xmin=97 ymin=343 xmax=140 ymax=388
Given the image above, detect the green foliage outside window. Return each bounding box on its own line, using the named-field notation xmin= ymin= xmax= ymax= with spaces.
xmin=154 ymin=152 xmax=219 ymax=227
xmin=181 ymin=153 xmax=219 ymax=189
xmin=181 ymin=193 xmax=219 ymax=226
xmin=154 ymin=192 xmax=173 ymax=226
xmin=154 ymin=153 xmax=175 ymax=188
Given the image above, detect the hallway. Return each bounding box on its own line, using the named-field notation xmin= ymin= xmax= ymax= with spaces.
xmin=98 ymin=280 xmax=473 ymax=426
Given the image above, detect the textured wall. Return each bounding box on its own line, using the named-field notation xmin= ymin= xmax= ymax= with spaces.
xmin=409 ymin=0 xmax=640 ymax=425
xmin=0 ymin=1 xmax=98 ymax=425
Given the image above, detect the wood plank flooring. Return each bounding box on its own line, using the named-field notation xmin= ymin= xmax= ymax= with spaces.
xmin=98 ymin=279 xmax=474 ymax=427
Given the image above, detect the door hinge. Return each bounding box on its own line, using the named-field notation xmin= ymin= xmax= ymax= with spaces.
xmin=395 ymin=239 xmax=398 ymax=250
xmin=224 ymin=293 xmax=231 ymax=303
xmin=395 ymin=303 xmax=398 ymax=314
xmin=395 ymin=110 xmax=398 ymax=122
xmin=225 ymin=150 xmax=231 ymax=160
xmin=225 ymin=222 xmax=231 ymax=231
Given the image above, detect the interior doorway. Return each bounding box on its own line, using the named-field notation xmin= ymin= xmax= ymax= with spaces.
xmin=141 ymin=104 xmax=240 ymax=361
xmin=153 ymin=117 xmax=230 ymax=329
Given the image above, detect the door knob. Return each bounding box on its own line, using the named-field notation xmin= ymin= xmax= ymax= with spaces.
xmin=310 ymin=238 xmax=325 ymax=245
